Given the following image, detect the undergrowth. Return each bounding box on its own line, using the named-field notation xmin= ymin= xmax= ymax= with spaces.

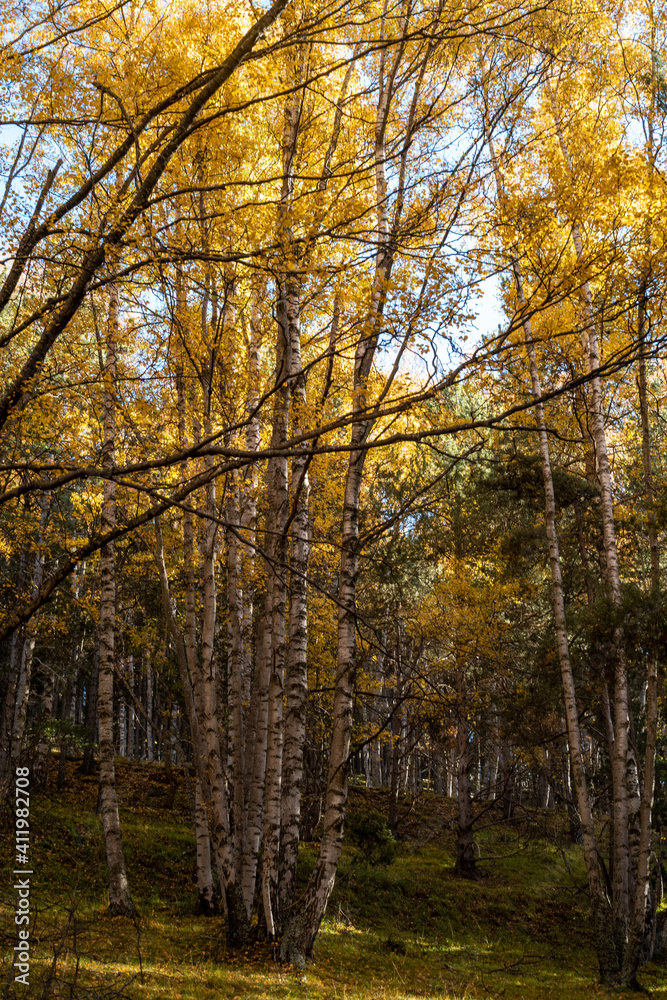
xmin=0 ymin=759 xmax=665 ymax=998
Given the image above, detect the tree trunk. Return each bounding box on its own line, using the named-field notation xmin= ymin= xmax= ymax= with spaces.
xmin=370 ymin=637 xmax=386 ymax=788
xmin=280 ymin=24 xmax=417 ymax=962
xmin=127 ymin=654 xmax=135 ymax=761
xmin=490 ymin=136 xmax=617 ymax=979
xmin=623 ymin=269 xmax=661 ymax=980
xmin=260 ymin=337 xmax=290 ymax=938
xmin=241 ymin=604 xmax=270 ymax=917
xmin=33 ymin=666 xmax=55 ymax=789
xmin=226 ymin=471 xmax=247 ymax=884
xmin=203 ymin=418 xmax=251 ymax=945
xmin=195 ymin=778 xmax=216 ymax=916
xmin=81 ymin=645 xmax=99 ymax=775
xmin=261 ymin=54 xmax=309 ymax=937
xmin=0 ymin=549 xmax=28 ymax=788
xmin=454 ymin=667 xmax=475 ymax=879
xmin=144 ymin=652 xmax=154 ymax=762
xmin=97 ymin=280 xmax=136 ymax=918
xmin=154 ymin=513 xmax=248 ymax=944
xmin=546 ymin=83 xmax=631 ymax=963
xmin=240 ymin=278 xmax=269 ymax=920
xmin=388 ymin=668 xmax=403 ymax=835
xmin=280 ymin=434 xmax=366 ymax=966
xmin=0 ymin=622 xmax=24 ymax=795
xmin=7 ymin=497 xmax=50 ymax=788
xmin=278 ymin=286 xmax=311 ymax=926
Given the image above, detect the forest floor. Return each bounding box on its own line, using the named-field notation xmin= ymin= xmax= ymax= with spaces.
xmin=0 ymin=757 xmax=665 ymax=999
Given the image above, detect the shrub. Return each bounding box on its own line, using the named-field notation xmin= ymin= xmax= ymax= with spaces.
xmin=347 ymin=809 xmax=396 ymax=866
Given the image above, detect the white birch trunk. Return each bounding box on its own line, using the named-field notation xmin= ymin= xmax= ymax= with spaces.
xmin=154 ymin=516 xmax=247 ymax=940
xmin=227 ymin=474 xmax=247 ymax=869
xmin=239 ymin=275 xmax=264 ymax=701
xmin=280 ymin=24 xmax=414 ymax=962
xmin=240 ymin=285 xmax=269 ymax=918
xmin=261 ymin=67 xmax=304 ymax=937
xmin=241 ymin=608 xmax=271 ymax=916
xmin=97 ymin=280 xmax=136 ymax=917
xmin=119 ymin=699 xmax=127 ymax=757
xmin=278 ymin=269 xmax=311 ymax=926
xmin=127 ymin=654 xmax=135 ymax=761
xmin=146 ymin=654 xmax=154 ymax=762
xmin=260 ymin=329 xmax=290 ymax=939
xmin=370 ymin=638 xmax=386 ymax=788
xmin=0 ymin=623 xmax=24 ymax=792
xmin=11 ymin=498 xmax=49 ymax=764
xmin=280 ymin=434 xmax=366 ymax=966
xmin=454 ymin=667 xmax=475 ymax=878
xmin=520 ymin=255 xmax=617 ymax=974
xmin=623 ymin=274 xmax=661 ymax=979
xmin=195 ymin=778 xmax=216 ymax=916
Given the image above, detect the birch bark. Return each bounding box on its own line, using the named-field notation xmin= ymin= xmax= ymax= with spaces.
xmin=623 ymin=181 xmax=661 ymax=983
xmin=154 ymin=515 xmax=248 ymax=940
xmin=172 ymin=353 xmax=217 ymax=916
xmin=226 ymin=473 xmax=247 ymax=875
xmin=199 ymin=275 xmax=252 ymax=943
xmin=454 ymin=666 xmax=475 ymax=878
xmin=9 ymin=498 xmax=50 ymax=774
xmin=145 ymin=652 xmax=154 ymax=762
xmin=275 ymin=61 xmax=357 ymax=920
xmin=370 ymin=637 xmax=386 ymax=788
xmin=261 ymin=59 xmax=305 ymax=937
xmin=172 ymin=252 xmax=224 ymax=921
xmin=127 ymin=655 xmax=135 ymax=761
xmin=194 ymin=778 xmax=216 ymax=915
xmin=260 ymin=302 xmax=290 ymax=938
xmin=239 ymin=277 xmax=269 ymax=919
xmin=0 ymin=553 xmax=28 ymax=797
xmin=278 ymin=283 xmax=311 ymax=926
xmin=281 ymin=19 xmax=415 ymax=962
xmin=97 ymin=280 xmax=136 ymax=917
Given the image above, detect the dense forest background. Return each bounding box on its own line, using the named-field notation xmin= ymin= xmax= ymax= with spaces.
xmin=1 ymin=0 xmax=667 ymax=992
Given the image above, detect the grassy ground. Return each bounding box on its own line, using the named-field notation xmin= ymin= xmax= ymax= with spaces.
xmin=1 ymin=759 xmax=665 ymax=999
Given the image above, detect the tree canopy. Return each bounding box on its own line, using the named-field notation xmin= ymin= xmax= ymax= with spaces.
xmin=2 ymin=0 xmax=667 ymax=987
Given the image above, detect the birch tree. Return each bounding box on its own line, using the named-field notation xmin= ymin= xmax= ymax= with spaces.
xmin=97 ymin=278 xmax=136 ymax=917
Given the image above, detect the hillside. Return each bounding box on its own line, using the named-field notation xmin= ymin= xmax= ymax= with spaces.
xmin=1 ymin=759 xmax=662 ymax=999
